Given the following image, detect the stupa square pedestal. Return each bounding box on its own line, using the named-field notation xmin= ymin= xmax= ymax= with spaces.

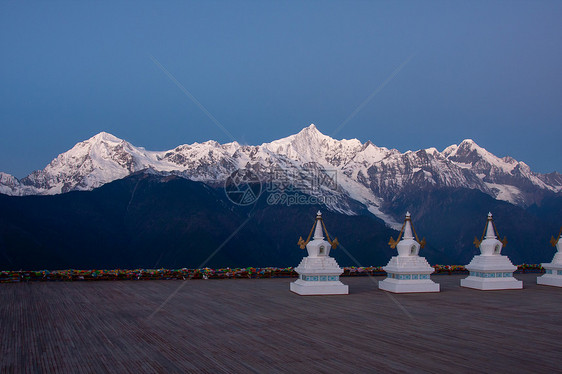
xmin=379 ymin=257 xmax=439 ymax=293
xmin=290 ymin=281 xmax=348 ymax=295
xmin=461 ymin=256 xmax=522 ymax=290
xmin=537 ymin=234 xmax=562 ymax=287
xmin=536 ymin=264 xmax=562 ymax=287
xmin=291 ymin=257 xmax=348 ymax=295
xmin=537 ymin=250 xmax=562 ymax=287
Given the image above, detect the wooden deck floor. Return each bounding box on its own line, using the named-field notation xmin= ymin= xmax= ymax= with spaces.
xmin=1 ymin=274 xmax=560 ymax=373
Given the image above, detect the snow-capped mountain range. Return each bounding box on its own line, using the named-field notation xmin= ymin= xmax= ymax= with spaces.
xmin=1 ymin=124 xmax=560 ymax=227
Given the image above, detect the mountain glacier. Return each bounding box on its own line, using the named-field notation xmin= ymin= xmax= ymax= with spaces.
xmin=1 ymin=125 xmax=560 ymax=227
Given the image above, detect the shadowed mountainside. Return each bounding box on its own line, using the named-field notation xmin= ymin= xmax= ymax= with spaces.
xmin=0 ymin=172 xmax=559 ymax=270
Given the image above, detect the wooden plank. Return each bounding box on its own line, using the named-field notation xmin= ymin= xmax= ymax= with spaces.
xmin=0 ymin=274 xmax=560 ymax=373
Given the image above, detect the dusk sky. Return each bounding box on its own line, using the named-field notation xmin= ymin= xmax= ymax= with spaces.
xmin=1 ymin=1 xmax=561 ymax=178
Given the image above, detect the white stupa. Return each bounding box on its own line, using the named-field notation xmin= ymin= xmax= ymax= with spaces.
xmin=461 ymin=213 xmax=522 ymax=290
xmin=290 ymin=211 xmax=348 ymax=295
xmin=378 ymin=212 xmax=439 ymax=293
xmin=537 ymin=228 xmax=562 ymax=287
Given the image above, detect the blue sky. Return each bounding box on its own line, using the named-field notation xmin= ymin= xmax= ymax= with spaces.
xmin=1 ymin=1 xmax=561 ymax=178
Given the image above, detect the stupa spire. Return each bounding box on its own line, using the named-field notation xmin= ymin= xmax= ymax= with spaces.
xmin=403 ymin=212 xmax=414 ymax=239
xmin=297 ymin=210 xmax=339 ymax=250
xmin=474 ymin=212 xmax=507 ymax=248
xmin=389 ymin=212 xmax=425 ymax=249
xmin=313 ymin=211 xmax=324 ymax=240
xmin=484 ymin=212 xmax=497 ymax=239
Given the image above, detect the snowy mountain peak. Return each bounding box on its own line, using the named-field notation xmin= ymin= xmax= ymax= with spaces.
xmin=444 ymin=139 xmax=502 ymax=167
xmin=271 ymin=123 xmax=328 ymax=145
xmin=90 ymin=131 xmax=123 ymax=143
xmin=305 ymin=123 xmax=319 ymax=131
xmin=439 ymin=138 xmax=561 ymax=205
xmin=262 ymin=124 xmax=363 ymax=167
xmin=14 ymin=131 xmax=152 ymax=194
xmin=459 ymin=139 xmax=490 ymax=155
xmin=425 ymin=147 xmax=440 ymax=155
xmin=296 ymin=123 xmax=324 ymax=138
xmin=459 ymin=138 xmax=478 ymax=147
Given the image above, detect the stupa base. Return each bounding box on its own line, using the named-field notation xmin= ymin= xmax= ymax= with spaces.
xmin=462 ymin=255 xmax=521 ymax=290
xmin=380 ymin=256 xmax=439 ymax=293
xmin=290 ymin=279 xmax=348 ymax=295
xmin=378 ymin=279 xmax=440 ymax=293
xmin=461 ymin=276 xmax=522 ymax=290
xmin=537 ymin=276 xmax=562 ymax=287
xmin=537 ymin=263 xmax=562 ymax=287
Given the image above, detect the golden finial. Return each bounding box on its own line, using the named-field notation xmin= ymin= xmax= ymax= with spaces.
xmin=473 ymin=237 xmax=481 ymax=248
xmin=550 ymin=227 xmax=562 ymax=247
xmin=500 ymin=237 xmax=508 ymax=247
xmin=491 ymin=218 xmax=507 ymax=248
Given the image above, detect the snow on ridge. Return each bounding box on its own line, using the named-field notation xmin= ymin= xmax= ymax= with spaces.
xmin=0 ymin=172 xmax=18 ymax=184
xmin=443 ymin=138 xmax=562 ymax=192
xmin=0 ymin=172 xmax=21 ymax=195
xmin=446 ymin=138 xmax=518 ymax=172
xmin=1 ymin=127 xmax=560 ymax=226
xmin=485 ymin=182 xmax=524 ymax=205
